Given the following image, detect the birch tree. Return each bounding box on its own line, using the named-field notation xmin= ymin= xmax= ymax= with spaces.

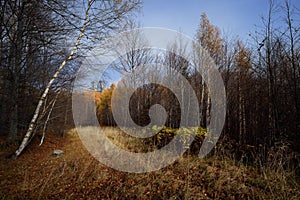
xmin=11 ymin=0 xmax=140 ymax=158
xmin=194 ymin=13 xmax=224 ymax=127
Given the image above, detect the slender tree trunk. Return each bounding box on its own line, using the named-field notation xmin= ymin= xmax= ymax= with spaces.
xmin=206 ymin=68 xmax=211 ymax=127
xmin=11 ymin=1 xmax=93 ymax=158
xmin=285 ymin=0 xmax=300 ymax=128
xmin=39 ymin=89 xmax=61 ymax=146
xmin=238 ymin=73 xmax=243 ymax=144
xmin=266 ymin=0 xmax=277 ymax=145
xmin=199 ymin=78 xmax=205 ymax=127
xmin=242 ymin=95 xmax=246 ymax=143
xmin=9 ymin=31 xmax=22 ymax=140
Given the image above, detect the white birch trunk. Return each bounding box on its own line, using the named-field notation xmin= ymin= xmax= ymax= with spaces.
xmin=39 ymin=89 xmax=61 ymax=146
xmin=206 ymin=68 xmax=211 ymax=127
xmin=199 ymin=80 xmax=205 ymax=126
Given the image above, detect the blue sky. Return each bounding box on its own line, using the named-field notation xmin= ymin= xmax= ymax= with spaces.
xmin=99 ymin=0 xmax=300 ymax=87
xmin=141 ymin=0 xmax=300 ymax=41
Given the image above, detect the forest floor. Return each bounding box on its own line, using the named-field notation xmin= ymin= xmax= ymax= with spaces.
xmin=0 ymin=127 xmax=299 ymax=199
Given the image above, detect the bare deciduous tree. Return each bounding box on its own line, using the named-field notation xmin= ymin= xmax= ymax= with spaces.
xmin=11 ymin=0 xmax=140 ymax=158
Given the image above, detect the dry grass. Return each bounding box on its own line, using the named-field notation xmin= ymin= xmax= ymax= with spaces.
xmin=0 ymin=127 xmax=299 ymax=199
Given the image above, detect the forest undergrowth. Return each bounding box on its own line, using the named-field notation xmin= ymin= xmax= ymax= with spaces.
xmin=0 ymin=127 xmax=299 ymax=199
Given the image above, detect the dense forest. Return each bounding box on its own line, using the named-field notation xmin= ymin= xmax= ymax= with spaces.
xmin=1 ymin=0 xmax=300 ymax=198
xmin=94 ymin=5 xmax=300 ymax=154
xmin=0 ymin=0 xmax=141 ymax=156
xmin=1 ymin=0 xmax=300 ymax=158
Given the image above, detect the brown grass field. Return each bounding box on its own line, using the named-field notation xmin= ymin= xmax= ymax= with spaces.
xmin=0 ymin=127 xmax=299 ymax=199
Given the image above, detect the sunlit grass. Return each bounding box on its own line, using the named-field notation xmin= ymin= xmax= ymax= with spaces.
xmin=0 ymin=127 xmax=299 ymax=199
